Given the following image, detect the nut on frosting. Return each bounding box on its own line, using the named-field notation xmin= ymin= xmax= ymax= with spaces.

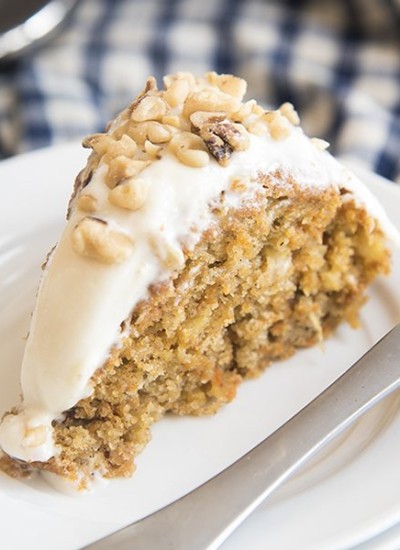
xmin=76 ymin=193 xmax=98 ymax=213
xmin=68 ymin=72 xmax=307 ymax=269
xmin=78 ymin=71 xmax=303 ymax=204
xmin=109 ymin=178 xmax=148 ymax=211
xmin=71 ymin=217 xmax=134 ymax=264
xmin=68 ymin=72 xmax=306 ymax=261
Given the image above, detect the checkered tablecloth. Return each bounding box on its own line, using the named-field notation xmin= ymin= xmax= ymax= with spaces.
xmin=0 ymin=0 xmax=399 ymax=183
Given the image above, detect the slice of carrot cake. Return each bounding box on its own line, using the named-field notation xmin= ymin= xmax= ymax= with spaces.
xmin=0 ymin=72 xmax=398 ymax=490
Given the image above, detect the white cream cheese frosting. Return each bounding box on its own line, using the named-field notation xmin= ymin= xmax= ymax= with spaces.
xmin=0 ymin=72 xmax=398 ymax=467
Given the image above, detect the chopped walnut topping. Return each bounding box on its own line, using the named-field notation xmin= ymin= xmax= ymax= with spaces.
xmin=73 ymin=166 xmax=93 ymax=195
xmin=163 ymin=78 xmax=190 ymax=107
xmin=76 ymin=72 xmax=310 ymax=200
xmin=162 ymin=114 xmax=181 ymax=128
xmin=176 ymin=148 xmax=210 ymax=168
xmin=82 ymin=133 xmax=110 ymax=153
xmin=206 ymin=72 xmax=247 ymax=100
xmin=144 ymin=75 xmax=157 ymax=93
xmin=102 ymin=135 xmax=138 ymax=162
xmin=127 ymin=121 xmax=172 ymax=145
xmin=68 ymin=164 xmax=95 ymax=219
xmin=263 ymin=111 xmax=292 ymax=140
xmin=245 ymin=119 xmax=269 ymax=137
xmin=106 ymin=156 xmax=150 ymax=188
xmin=279 ymin=102 xmax=300 ymax=126
xmin=144 ymin=140 xmax=162 ymax=158
xmin=77 ymin=194 xmax=98 ymax=213
xmin=197 ymin=118 xmax=250 ymax=166
xmin=144 ymin=121 xmax=172 ymax=143
xmin=83 ymin=133 xmax=137 ymax=159
xmin=183 ymin=89 xmax=240 ymax=118
xmin=163 ymin=72 xmax=196 ymax=89
xmin=232 ymin=100 xmax=257 ymax=122
xmin=126 ymin=76 xmax=158 ymax=116
xmin=190 ymin=110 xmax=226 ymax=129
xmin=252 ymin=104 xmax=265 ymax=116
xmin=169 ymin=132 xmax=210 ymax=168
xmin=71 ymin=217 xmax=134 ymax=264
xmin=114 ymin=134 xmax=138 ymax=156
xmin=131 ymin=95 xmax=167 ymax=122
xmin=311 ymin=137 xmax=330 ymax=151
xmin=109 ymin=177 xmax=148 ymax=211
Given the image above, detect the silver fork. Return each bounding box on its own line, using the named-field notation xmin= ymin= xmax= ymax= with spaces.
xmin=84 ymin=323 xmax=400 ymax=550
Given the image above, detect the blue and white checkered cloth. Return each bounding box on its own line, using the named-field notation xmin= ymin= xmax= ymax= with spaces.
xmin=0 ymin=0 xmax=399 ymax=183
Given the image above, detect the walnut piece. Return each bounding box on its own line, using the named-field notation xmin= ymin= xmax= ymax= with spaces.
xmin=162 ymin=114 xmax=181 ymax=128
xmin=77 ymin=74 xmax=308 ymax=199
xmin=83 ymin=133 xmax=137 ymax=160
xmin=127 ymin=121 xmax=172 ymax=145
xmin=106 ymin=156 xmax=150 ymax=188
xmin=245 ymin=119 xmax=268 ymax=137
xmin=131 ymin=95 xmax=167 ymax=122
xmin=144 ymin=140 xmax=162 ymax=158
xmin=109 ymin=177 xmax=148 ymax=211
xmin=82 ymin=133 xmax=111 ymax=154
xmin=163 ymin=72 xmax=196 ymax=89
xmin=232 ymin=100 xmax=257 ymax=122
xmin=177 ymin=148 xmax=210 ymax=168
xmin=163 ymin=78 xmax=190 ymax=107
xmin=194 ymin=117 xmax=250 ymax=166
xmin=311 ymin=137 xmax=330 ymax=150
xmin=168 ymin=132 xmax=210 ymax=168
xmin=71 ymin=217 xmax=134 ymax=264
xmin=263 ymin=111 xmax=292 ymax=140
xmin=190 ymin=110 xmax=226 ymax=129
xmin=279 ymin=102 xmax=300 ymax=126
xmin=206 ymin=72 xmax=247 ymax=101
xmin=76 ymin=194 xmax=98 ymax=213
xmin=67 ymin=164 xmax=95 ymax=219
xmin=126 ymin=76 xmax=158 ymax=117
xmin=183 ymin=89 xmax=240 ymax=118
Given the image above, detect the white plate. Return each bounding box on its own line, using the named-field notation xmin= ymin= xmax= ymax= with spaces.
xmin=0 ymin=142 xmax=399 ymax=550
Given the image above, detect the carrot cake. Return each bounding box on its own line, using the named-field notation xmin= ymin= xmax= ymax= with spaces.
xmin=0 ymin=72 xmax=398 ymax=490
